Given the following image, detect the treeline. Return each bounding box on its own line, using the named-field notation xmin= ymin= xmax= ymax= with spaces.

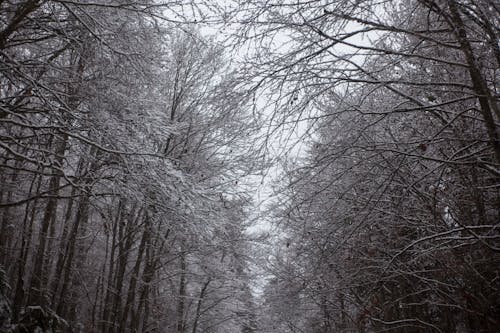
xmin=236 ymin=0 xmax=500 ymax=332
xmin=0 ymin=1 xmax=258 ymax=332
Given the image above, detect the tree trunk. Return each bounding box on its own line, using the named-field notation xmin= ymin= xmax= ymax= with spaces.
xmin=446 ymin=0 xmax=500 ymax=163
xmin=177 ymin=243 xmax=187 ymax=333
xmin=55 ymin=192 xmax=89 ymax=317
xmin=192 ymin=279 xmax=210 ymax=333
xmin=109 ymin=203 xmax=139 ymax=332
xmin=28 ymin=134 xmax=67 ymax=307
xmin=101 ymin=198 xmax=122 ymax=332
xmin=11 ymin=171 xmax=43 ymax=321
xmin=119 ymin=211 xmax=148 ymax=332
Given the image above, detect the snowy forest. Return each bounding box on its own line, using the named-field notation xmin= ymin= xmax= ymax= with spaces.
xmin=0 ymin=0 xmax=498 ymax=332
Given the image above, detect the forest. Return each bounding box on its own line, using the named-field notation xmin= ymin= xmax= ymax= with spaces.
xmin=0 ymin=0 xmax=498 ymax=332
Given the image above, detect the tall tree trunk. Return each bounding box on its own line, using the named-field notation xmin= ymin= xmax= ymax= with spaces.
xmin=11 ymin=171 xmax=43 ymax=321
xmin=28 ymin=134 xmax=68 ymax=307
xmin=192 ymin=279 xmax=210 ymax=333
xmin=101 ymin=198 xmax=122 ymax=332
xmin=67 ymin=194 xmax=91 ymax=324
xmin=132 ymin=234 xmax=156 ymax=333
xmin=0 ymin=156 xmax=24 ymax=267
xmin=50 ymin=192 xmax=75 ymax=306
xmin=109 ymin=203 xmax=139 ymax=332
xmin=55 ymin=192 xmax=89 ymax=317
xmin=56 ymin=195 xmax=90 ymax=317
xmin=446 ymin=0 xmax=500 ymax=163
xmin=50 ymin=149 xmax=91 ymax=307
xmin=177 ymin=243 xmax=187 ymax=333
xmin=119 ymin=211 xmax=148 ymax=332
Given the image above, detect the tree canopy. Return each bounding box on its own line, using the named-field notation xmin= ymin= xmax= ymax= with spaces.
xmin=0 ymin=0 xmax=498 ymax=332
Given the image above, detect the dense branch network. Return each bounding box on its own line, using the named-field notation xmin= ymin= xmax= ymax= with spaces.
xmin=0 ymin=0 xmax=499 ymax=333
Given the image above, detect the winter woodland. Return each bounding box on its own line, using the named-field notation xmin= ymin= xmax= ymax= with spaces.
xmin=0 ymin=0 xmax=498 ymax=332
